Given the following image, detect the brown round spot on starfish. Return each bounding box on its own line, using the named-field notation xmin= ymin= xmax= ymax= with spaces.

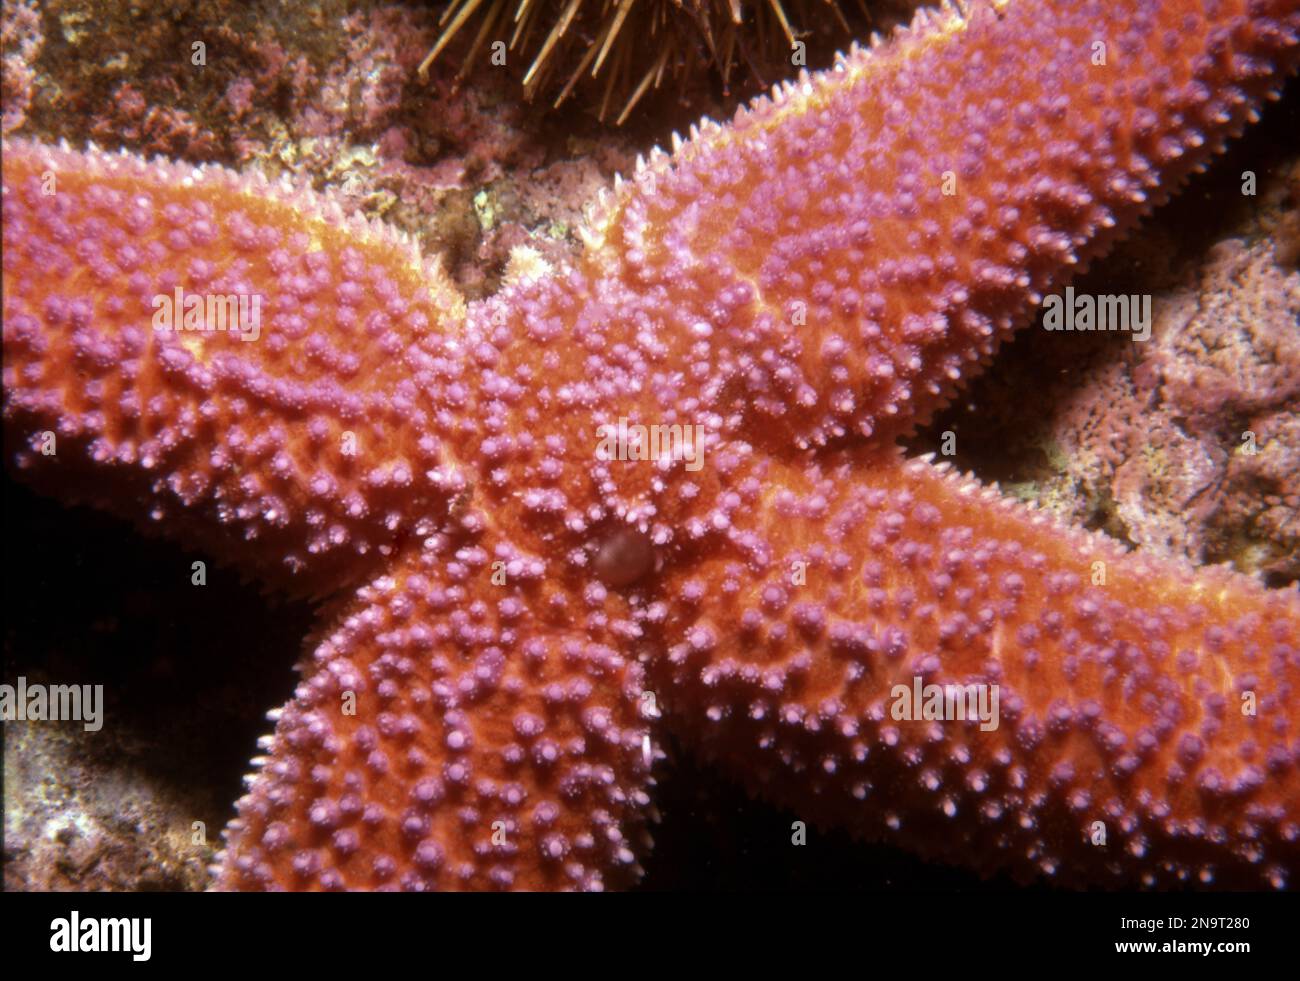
xmin=593 ymin=527 xmax=655 ymax=587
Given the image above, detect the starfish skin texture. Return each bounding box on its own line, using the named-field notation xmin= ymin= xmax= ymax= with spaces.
xmin=3 ymin=0 xmax=1299 ymax=891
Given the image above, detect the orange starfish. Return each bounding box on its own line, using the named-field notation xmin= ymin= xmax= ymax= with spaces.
xmin=3 ymin=0 xmax=1299 ymax=890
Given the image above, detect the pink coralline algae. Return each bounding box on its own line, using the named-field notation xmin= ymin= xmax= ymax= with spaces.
xmin=1140 ymin=238 xmax=1300 ymax=574
xmin=0 ymin=0 xmax=41 ymax=135
xmin=974 ymin=235 xmax=1300 ymax=580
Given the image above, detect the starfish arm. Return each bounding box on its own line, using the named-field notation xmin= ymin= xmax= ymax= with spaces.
xmin=214 ymin=533 xmax=656 ymax=891
xmin=276 ymin=0 xmax=1300 ymax=583
xmin=580 ymin=0 xmax=1300 ymax=449
xmin=650 ymin=449 xmax=1300 ymax=887
xmin=2 ymin=140 xmax=468 ymax=596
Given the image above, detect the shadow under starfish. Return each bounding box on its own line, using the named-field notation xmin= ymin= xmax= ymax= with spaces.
xmin=3 ymin=0 xmax=1300 ymax=891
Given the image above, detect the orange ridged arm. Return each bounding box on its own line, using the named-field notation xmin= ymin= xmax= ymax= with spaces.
xmin=215 ymin=535 xmax=654 ymax=891
xmin=2 ymin=141 xmax=466 ymax=597
xmin=652 ymin=449 xmax=1300 ymax=887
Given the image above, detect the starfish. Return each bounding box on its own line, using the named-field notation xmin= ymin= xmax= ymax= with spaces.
xmin=3 ymin=0 xmax=1299 ymax=891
